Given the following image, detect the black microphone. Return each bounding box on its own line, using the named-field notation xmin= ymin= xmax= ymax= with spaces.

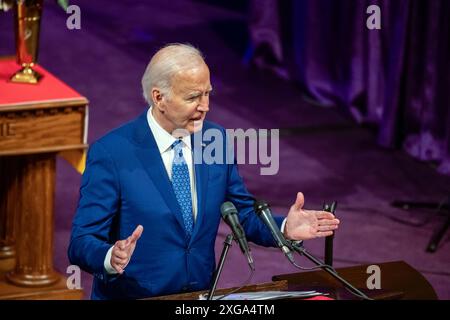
xmin=220 ymin=202 xmax=255 ymax=270
xmin=253 ymin=200 xmax=295 ymax=264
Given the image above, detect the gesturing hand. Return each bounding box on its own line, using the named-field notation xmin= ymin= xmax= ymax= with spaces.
xmin=110 ymin=225 xmax=143 ymax=274
xmin=284 ymin=193 xmax=340 ymax=241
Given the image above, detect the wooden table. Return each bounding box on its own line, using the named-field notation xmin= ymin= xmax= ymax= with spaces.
xmin=0 ymin=57 xmax=86 ymax=299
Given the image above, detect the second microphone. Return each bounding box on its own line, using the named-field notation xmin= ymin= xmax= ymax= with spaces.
xmin=221 ymin=201 xmax=255 ymax=270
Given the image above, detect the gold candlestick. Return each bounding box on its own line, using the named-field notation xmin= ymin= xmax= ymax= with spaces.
xmin=10 ymin=0 xmax=44 ymax=84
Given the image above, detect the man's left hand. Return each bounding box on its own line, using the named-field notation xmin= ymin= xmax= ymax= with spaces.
xmin=284 ymin=192 xmax=340 ymax=241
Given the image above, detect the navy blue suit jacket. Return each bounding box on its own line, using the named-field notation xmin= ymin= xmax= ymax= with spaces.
xmin=68 ymin=110 xmax=283 ymax=299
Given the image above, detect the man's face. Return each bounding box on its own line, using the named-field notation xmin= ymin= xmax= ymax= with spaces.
xmin=155 ymin=62 xmax=212 ymax=135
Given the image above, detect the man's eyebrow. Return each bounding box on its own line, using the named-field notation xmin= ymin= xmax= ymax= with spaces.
xmin=185 ymin=88 xmax=213 ymax=97
xmin=185 ymin=91 xmax=202 ymax=98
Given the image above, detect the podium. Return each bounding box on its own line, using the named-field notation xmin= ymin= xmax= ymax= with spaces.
xmin=148 ymin=260 xmax=437 ymax=300
xmin=0 ymin=57 xmax=87 ymax=299
xmin=273 ymin=260 xmax=437 ymax=300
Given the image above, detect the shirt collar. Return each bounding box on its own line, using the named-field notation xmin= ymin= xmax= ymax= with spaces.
xmin=147 ymin=107 xmax=192 ymax=154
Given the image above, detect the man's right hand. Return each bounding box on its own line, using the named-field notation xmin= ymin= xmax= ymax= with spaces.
xmin=110 ymin=225 xmax=143 ymax=274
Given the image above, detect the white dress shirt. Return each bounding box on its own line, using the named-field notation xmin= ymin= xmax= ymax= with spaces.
xmin=104 ymin=107 xmax=198 ymax=274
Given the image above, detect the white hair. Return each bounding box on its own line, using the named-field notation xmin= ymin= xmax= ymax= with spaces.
xmin=141 ymin=43 xmax=205 ymax=105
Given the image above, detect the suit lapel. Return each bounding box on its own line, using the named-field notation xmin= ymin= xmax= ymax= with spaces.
xmin=133 ymin=111 xmax=186 ymax=234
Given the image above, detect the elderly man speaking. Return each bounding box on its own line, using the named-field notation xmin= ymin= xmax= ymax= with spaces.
xmin=68 ymin=43 xmax=340 ymax=300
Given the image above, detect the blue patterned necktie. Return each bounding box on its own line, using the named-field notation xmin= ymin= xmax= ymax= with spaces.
xmin=170 ymin=139 xmax=194 ymax=238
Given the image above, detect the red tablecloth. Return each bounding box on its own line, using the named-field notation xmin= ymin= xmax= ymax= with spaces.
xmin=0 ymin=58 xmax=84 ymax=106
xmin=305 ymin=295 xmax=334 ymax=300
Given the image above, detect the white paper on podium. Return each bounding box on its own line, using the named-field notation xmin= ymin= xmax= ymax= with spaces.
xmin=199 ymin=290 xmax=328 ymax=300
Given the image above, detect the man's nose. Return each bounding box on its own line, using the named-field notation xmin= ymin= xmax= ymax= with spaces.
xmin=197 ymin=96 xmax=209 ymax=112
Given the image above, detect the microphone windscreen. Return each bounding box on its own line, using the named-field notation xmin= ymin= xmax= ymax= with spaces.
xmin=220 ymin=201 xmax=237 ymax=218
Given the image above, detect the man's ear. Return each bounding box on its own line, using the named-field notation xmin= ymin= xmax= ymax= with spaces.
xmin=151 ymin=88 xmax=165 ymax=112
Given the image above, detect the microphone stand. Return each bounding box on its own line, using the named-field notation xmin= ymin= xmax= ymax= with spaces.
xmin=392 ymin=195 xmax=450 ymax=253
xmin=207 ymin=234 xmax=233 ymax=300
xmin=324 ymin=201 xmax=337 ymax=266
xmin=288 ymin=240 xmax=371 ymax=300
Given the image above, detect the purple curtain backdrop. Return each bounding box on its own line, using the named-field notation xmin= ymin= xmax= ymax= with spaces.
xmin=248 ymin=0 xmax=450 ymax=175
